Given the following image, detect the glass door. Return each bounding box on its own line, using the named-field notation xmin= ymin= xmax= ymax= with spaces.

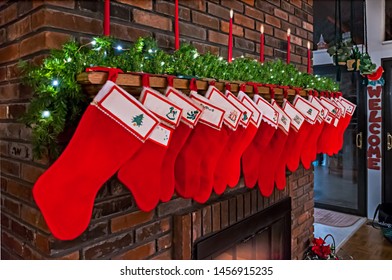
xmin=382 ymin=59 xmax=392 ymax=203
xmin=313 ymin=65 xmax=367 ymax=216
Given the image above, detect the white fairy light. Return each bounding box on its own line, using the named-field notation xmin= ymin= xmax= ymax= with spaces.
xmin=116 ymin=45 xmax=123 ymax=51
xmin=193 ymin=52 xmax=199 ymax=59
xmin=148 ymin=49 xmax=153 ymax=54
xmin=161 ymin=61 xmax=165 ymax=66
xmin=66 ymin=57 xmax=72 ymax=62
xmin=218 ymin=56 xmax=223 ymax=61
xmin=41 ymin=110 xmax=51 ymax=118
xmin=91 ymin=40 xmax=96 ymax=46
xmin=52 ymin=80 xmax=59 ymax=86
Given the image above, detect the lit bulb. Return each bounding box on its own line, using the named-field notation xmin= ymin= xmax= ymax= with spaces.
xmin=41 ymin=110 xmax=51 ymax=118
xmin=193 ymin=53 xmax=199 ymax=59
xmin=281 ymin=70 xmax=285 ymax=73
xmin=219 ymin=56 xmax=223 ymax=61
xmin=67 ymin=57 xmax=72 ymax=62
xmin=241 ymin=55 xmax=244 ymax=58
xmin=161 ymin=61 xmax=165 ymax=66
xmin=116 ymin=45 xmax=123 ymax=51
xmin=91 ymin=40 xmax=96 ymax=46
xmin=52 ymin=80 xmax=59 ymax=86
xmin=148 ymin=49 xmax=153 ymax=54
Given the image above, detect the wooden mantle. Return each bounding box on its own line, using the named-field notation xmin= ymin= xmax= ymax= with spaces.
xmin=77 ymin=72 xmax=308 ymax=102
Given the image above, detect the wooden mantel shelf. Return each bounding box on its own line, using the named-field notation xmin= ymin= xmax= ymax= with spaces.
xmin=77 ymin=72 xmax=308 ymax=102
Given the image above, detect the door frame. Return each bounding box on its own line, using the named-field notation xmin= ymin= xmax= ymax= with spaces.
xmin=313 ymin=64 xmax=367 ymax=217
xmin=382 ymin=58 xmax=392 ymax=203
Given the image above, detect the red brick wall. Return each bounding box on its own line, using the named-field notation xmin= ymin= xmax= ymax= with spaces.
xmin=1 ymin=0 xmax=314 ymax=260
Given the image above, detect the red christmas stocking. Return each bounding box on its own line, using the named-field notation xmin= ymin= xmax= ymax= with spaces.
xmin=242 ymin=123 xmax=276 ymax=188
xmin=257 ymin=101 xmax=290 ymax=197
xmin=160 ymin=85 xmax=203 ymax=202
xmin=275 ymin=129 xmax=296 ymax=190
xmin=333 ymin=94 xmax=356 ymax=154
xmin=317 ymin=94 xmax=340 ymax=154
xmin=327 ymin=95 xmax=349 ymax=155
xmin=242 ymin=92 xmax=278 ymax=188
xmin=225 ymin=90 xmax=258 ymax=188
xmin=275 ymin=97 xmax=306 ymax=190
xmin=326 ymin=121 xmax=341 ymax=156
xmin=286 ymin=94 xmax=320 ymax=172
xmin=175 ymin=91 xmax=225 ymax=200
xmin=300 ymin=92 xmax=327 ymax=169
xmin=301 ymin=121 xmax=325 ymax=169
xmin=33 ymin=81 xmax=159 ymax=240
xmin=226 ymin=123 xmax=258 ymax=187
xmin=194 ymin=86 xmax=243 ymax=202
xmin=195 ymin=125 xmax=231 ymax=202
xmin=285 ymin=120 xmax=313 ymax=172
xmin=228 ymin=89 xmax=263 ymax=188
xmin=317 ymin=122 xmax=335 ymax=154
xmin=212 ymin=89 xmax=257 ymax=195
xmin=118 ymin=83 xmax=182 ymax=212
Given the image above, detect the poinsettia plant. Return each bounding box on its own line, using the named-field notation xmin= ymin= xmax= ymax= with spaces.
xmin=304 ymin=235 xmax=339 ymax=260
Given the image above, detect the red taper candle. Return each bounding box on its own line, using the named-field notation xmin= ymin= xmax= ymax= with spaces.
xmin=307 ymin=41 xmax=311 ymax=73
xmin=104 ymin=0 xmax=110 ymax=36
xmin=260 ymin=24 xmax=264 ymax=63
xmin=287 ymin=28 xmax=290 ymax=64
xmin=175 ymin=0 xmax=179 ymax=50
xmin=228 ymin=9 xmax=233 ymax=63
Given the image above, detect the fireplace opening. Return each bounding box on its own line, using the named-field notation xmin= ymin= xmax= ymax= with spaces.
xmin=193 ymin=197 xmax=291 ymax=260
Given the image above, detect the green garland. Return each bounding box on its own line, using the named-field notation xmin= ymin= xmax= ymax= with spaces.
xmin=20 ymin=36 xmax=339 ymax=158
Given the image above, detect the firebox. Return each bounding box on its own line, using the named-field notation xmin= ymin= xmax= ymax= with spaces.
xmin=193 ymin=198 xmax=291 ymax=260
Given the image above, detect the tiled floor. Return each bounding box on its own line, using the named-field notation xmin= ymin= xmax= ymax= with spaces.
xmin=314 ymin=215 xmax=367 ymax=251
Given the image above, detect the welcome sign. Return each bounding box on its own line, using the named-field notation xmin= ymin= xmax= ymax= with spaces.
xmin=367 ymin=84 xmax=383 ymax=170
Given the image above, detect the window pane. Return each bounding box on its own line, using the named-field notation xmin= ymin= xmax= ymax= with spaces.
xmin=386 ymin=0 xmax=392 ymax=41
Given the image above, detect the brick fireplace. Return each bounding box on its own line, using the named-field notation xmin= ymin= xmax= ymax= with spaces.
xmin=1 ymin=0 xmax=315 ymax=260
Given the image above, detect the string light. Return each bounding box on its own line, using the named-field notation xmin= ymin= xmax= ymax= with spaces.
xmin=193 ymin=53 xmax=199 ymax=59
xmin=91 ymin=40 xmax=97 ymax=46
xmin=41 ymin=110 xmax=51 ymax=118
xmin=218 ymin=57 xmax=223 ymax=61
xmin=66 ymin=57 xmax=72 ymax=62
xmin=116 ymin=45 xmax=123 ymax=51
xmin=52 ymin=80 xmax=59 ymax=86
